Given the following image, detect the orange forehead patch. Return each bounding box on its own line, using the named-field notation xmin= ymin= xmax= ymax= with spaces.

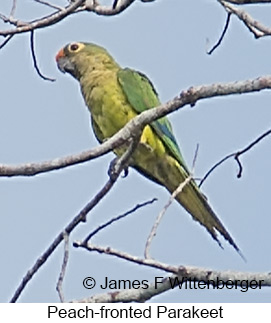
xmin=55 ymin=48 xmax=64 ymax=61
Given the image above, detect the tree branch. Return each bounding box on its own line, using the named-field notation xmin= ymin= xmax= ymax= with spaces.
xmin=0 ymin=0 xmax=85 ymax=36
xmin=199 ymin=128 xmax=271 ymax=187
xmin=9 ymin=138 xmax=139 ymax=303
xmin=1 ymin=0 xmax=271 ymax=41
xmin=34 ymin=0 xmax=64 ymax=11
xmin=220 ymin=0 xmax=271 ymax=38
xmin=72 ymin=242 xmax=271 ymax=302
xmin=30 ymin=30 xmax=55 ymax=81
xmin=86 ymin=0 xmax=136 ymax=15
xmin=224 ymin=0 xmax=271 ymax=4
xmin=56 ymin=231 xmax=69 ymax=303
xmin=145 ymin=145 xmax=199 ymax=259
xmin=83 ymin=198 xmax=157 ymax=244
xmin=10 ymin=0 xmax=17 ymax=18
xmin=144 ymin=176 xmax=193 ymax=259
xmin=207 ymin=12 xmax=231 ymax=54
xmin=72 ymin=273 xmax=179 ymax=303
xmin=1 ymin=75 xmax=271 ymax=177
xmin=0 ymin=0 xmax=140 ymax=37
xmin=0 ymin=34 xmax=13 ymax=49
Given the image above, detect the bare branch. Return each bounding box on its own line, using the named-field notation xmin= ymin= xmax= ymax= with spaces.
xmin=0 ymin=120 xmax=138 ymax=176
xmin=83 ymin=198 xmax=157 ymax=244
xmin=1 ymin=0 xmax=270 ymax=41
xmin=73 ymin=242 xmax=271 ymax=302
xmin=34 ymin=0 xmax=64 ymax=11
xmin=220 ymin=0 xmax=271 ymax=38
xmin=73 ymin=273 xmax=179 ymax=303
xmin=112 ymin=0 xmax=153 ymax=10
xmin=0 ymin=34 xmax=13 ymax=49
xmin=10 ymin=0 xmax=17 ymax=17
xmin=1 ymin=76 xmax=271 ymax=177
xmin=144 ymin=175 xmax=192 ymax=259
xmin=112 ymin=0 xmax=119 ymax=9
xmin=74 ymin=242 xmax=181 ymax=273
xmin=199 ymin=128 xmax=271 ymax=187
xmin=224 ymin=0 xmax=271 ymax=4
xmin=10 ymin=180 xmax=113 ymax=303
xmin=144 ymin=144 xmax=199 ymax=259
xmin=30 ymin=31 xmax=55 ymax=82
xmin=0 ymin=0 xmax=142 ymax=37
xmin=9 ymin=139 xmax=138 ymax=303
xmin=86 ymin=0 xmax=136 ymax=15
xmin=56 ymin=231 xmax=69 ymax=303
xmin=0 ymin=0 xmax=85 ymax=36
xmin=207 ymin=12 xmax=231 ymax=54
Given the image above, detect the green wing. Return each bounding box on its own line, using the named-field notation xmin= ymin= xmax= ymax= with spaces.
xmin=118 ymin=68 xmax=189 ymax=171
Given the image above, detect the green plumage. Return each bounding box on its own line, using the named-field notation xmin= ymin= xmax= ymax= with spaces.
xmin=118 ymin=68 xmax=186 ymax=168
xmin=56 ymin=42 xmax=241 ymax=256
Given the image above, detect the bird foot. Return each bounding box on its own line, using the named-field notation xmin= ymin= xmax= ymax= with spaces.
xmin=108 ymin=157 xmax=129 ymax=180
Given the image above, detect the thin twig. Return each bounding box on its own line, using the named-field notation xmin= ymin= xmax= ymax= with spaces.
xmin=220 ymin=0 xmax=271 ymax=38
xmin=192 ymin=143 xmax=199 ymax=171
xmin=83 ymin=198 xmax=157 ymax=243
xmin=75 ymin=242 xmax=179 ymax=273
xmin=144 ymin=145 xmax=199 ymax=258
xmin=199 ymin=128 xmax=271 ymax=187
xmin=207 ymin=12 xmax=231 ymax=55
xmin=235 ymin=128 xmax=271 ymax=177
xmin=30 ymin=30 xmax=55 ymax=81
xmin=0 ymin=35 xmax=14 ymax=50
xmin=144 ymin=175 xmax=193 ymax=259
xmin=10 ymin=0 xmax=17 ymax=17
xmin=34 ymin=0 xmax=63 ymax=10
xmin=199 ymin=154 xmax=233 ymax=188
xmin=56 ymin=231 xmax=69 ymax=303
xmin=112 ymin=0 xmax=119 ymax=9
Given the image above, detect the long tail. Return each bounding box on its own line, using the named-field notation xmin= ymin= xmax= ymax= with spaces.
xmin=175 ymin=177 xmax=244 ymax=257
xmin=163 ymin=157 xmax=244 ymax=259
xmin=133 ymin=148 xmax=244 ymax=259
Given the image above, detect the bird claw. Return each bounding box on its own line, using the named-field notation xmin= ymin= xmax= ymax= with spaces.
xmin=108 ymin=157 xmax=129 ymax=180
xmin=122 ymin=166 xmax=129 ymax=178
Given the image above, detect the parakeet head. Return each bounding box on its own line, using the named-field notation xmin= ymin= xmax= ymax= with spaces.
xmin=56 ymin=42 xmax=118 ymax=79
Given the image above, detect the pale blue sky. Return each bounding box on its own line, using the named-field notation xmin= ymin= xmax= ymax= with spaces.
xmin=1 ymin=0 xmax=271 ymax=302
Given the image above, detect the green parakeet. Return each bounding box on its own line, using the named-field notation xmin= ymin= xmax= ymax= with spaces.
xmin=56 ymin=42 xmax=241 ymax=255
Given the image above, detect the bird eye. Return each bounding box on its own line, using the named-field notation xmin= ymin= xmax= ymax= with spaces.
xmin=70 ymin=43 xmax=79 ymax=51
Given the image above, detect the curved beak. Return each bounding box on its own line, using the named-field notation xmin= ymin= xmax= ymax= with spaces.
xmin=55 ymin=48 xmax=64 ymax=62
xmin=55 ymin=48 xmax=75 ymax=75
xmin=56 ymin=48 xmax=66 ymax=73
